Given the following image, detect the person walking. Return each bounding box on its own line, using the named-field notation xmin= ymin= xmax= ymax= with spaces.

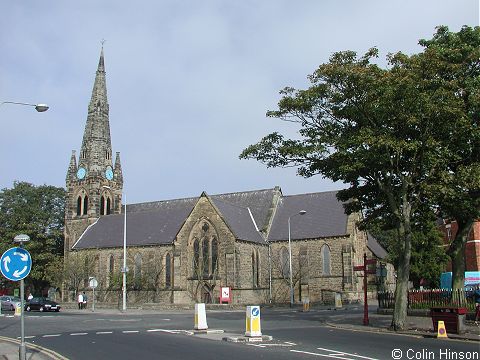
xmin=82 ymin=292 xmax=88 ymax=309
xmin=78 ymin=292 xmax=84 ymax=310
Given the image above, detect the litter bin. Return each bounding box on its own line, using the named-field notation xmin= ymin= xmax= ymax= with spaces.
xmin=430 ymin=307 xmax=467 ymax=334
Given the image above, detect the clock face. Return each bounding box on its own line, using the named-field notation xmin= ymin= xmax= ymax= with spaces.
xmin=105 ymin=166 xmax=114 ymax=180
xmin=76 ymin=167 xmax=86 ymax=180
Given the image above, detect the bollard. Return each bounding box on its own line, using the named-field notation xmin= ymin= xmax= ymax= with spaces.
xmin=437 ymin=320 xmax=448 ymax=338
xmin=194 ymin=303 xmax=208 ymax=330
xmin=15 ymin=305 xmax=21 ymax=317
xmin=302 ymin=297 xmax=310 ymax=312
xmin=245 ymin=306 xmax=262 ymax=337
xmin=335 ymin=292 xmax=342 ymax=309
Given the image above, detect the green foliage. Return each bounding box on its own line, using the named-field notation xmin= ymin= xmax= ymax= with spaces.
xmin=0 ymin=181 xmax=65 ymax=292
xmin=370 ymin=216 xmax=448 ymax=288
xmin=241 ymin=25 xmax=480 ymax=330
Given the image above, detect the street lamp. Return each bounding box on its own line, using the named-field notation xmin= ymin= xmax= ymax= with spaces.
xmin=14 ymin=234 xmax=30 ymax=360
xmin=102 ymin=186 xmax=127 ymax=312
xmin=1 ymin=101 xmax=49 ymax=112
xmin=288 ymin=210 xmax=306 ymax=307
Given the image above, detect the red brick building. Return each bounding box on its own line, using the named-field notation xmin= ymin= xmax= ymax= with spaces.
xmin=440 ymin=219 xmax=480 ymax=272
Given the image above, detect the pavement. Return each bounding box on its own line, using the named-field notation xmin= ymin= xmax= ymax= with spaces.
xmin=0 ymin=306 xmax=477 ymax=359
xmin=324 ymin=308 xmax=480 ymax=342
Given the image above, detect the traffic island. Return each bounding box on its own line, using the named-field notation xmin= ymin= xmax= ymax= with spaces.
xmin=223 ymin=335 xmax=273 ymax=343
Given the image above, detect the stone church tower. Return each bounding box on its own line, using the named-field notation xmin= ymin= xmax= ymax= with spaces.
xmin=64 ymin=47 xmax=123 ymax=255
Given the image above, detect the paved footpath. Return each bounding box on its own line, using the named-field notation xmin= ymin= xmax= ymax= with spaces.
xmin=0 ymin=335 xmax=67 ymax=360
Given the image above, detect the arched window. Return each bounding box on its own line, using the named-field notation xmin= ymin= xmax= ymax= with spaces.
xmin=252 ymin=251 xmax=257 ymax=287
xmin=100 ymin=196 xmax=105 ymax=215
xmin=321 ymin=245 xmax=331 ymax=275
xmin=134 ymin=253 xmax=142 ymax=289
xmin=193 ymin=239 xmax=200 ymax=276
xmin=165 ymin=253 xmax=172 ymax=288
xmin=83 ymin=195 xmax=88 ymax=215
xmin=280 ymin=247 xmax=289 ymax=278
xmin=76 ymin=196 xmax=82 ymax=216
xmin=211 ymin=237 xmax=218 ymax=275
xmin=106 ymin=197 xmax=111 ymax=215
xmin=202 ymin=238 xmax=209 ymax=277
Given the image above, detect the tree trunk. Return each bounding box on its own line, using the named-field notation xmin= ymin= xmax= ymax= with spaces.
xmin=391 ymin=200 xmax=412 ymax=331
xmin=391 ymin=248 xmax=411 ymax=330
xmin=449 ymin=219 xmax=473 ymax=291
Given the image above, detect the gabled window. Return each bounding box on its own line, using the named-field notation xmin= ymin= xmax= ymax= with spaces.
xmin=193 ymin=239 xmax=200 ymax=276
xmin=211 ymin=237 xmax=218 ymax=274
xmin=202 ymin=238 xmax=209 ymax=277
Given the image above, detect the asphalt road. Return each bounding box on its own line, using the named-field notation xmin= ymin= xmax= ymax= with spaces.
xmin=0 ymin=308 xmax=478 ymax=360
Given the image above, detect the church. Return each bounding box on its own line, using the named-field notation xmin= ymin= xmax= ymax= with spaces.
xmin=64 ymin=48 xmax=390 ymax=306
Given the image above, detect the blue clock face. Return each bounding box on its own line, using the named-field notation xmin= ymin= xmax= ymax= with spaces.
xmin=105 ymin=167 xmax=114 ymax=180
xmin=76 ymin=167 xmax=86 ymax=180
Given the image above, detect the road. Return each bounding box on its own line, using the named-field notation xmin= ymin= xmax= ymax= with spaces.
xmin=0 ymin=307 xmax=478 ymax=360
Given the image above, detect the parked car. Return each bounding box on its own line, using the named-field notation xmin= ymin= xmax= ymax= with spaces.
xmin=0 ymin=296 xmax=21 ymax=311
xmin=25 ymin=297 xmax=61 ymax=312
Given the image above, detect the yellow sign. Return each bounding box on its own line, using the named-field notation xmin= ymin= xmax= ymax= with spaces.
xmin=15 ymin=306 xmax=21 ymax=317
xmin=245 ymin=306 xmax=262 ymax=337
xmin=437 ymin=320 xmax=448 ymax=338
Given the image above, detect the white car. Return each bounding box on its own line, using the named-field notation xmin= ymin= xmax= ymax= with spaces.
xmin=0 ymin=296 xmax=21 ymax=311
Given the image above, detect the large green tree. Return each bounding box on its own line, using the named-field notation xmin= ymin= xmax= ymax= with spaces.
xmin=0 ymin=181 xmax=65 ymax=294
xmin=240 ymin=26 xmax=479 ymax=330
xmin=418 ymin=26 xmax=480 ymax=291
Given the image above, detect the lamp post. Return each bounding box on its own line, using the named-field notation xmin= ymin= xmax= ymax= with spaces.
xmin=102 ymin=186 xmax=127 ymax=311
xmin=1 ymin=101 xmax=49 ymax=112
xmin=288 ymin=210 xmax=306 ymax=307
xmin=122 ymin=193 xmax=127 ymax=312
xmin=14 ymin=234 xmax=30 ymax=360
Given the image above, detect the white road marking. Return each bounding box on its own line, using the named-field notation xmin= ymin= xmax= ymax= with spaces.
xmin=43 ymin=334 xmax=61 ymax=338
xmin=122 ymin=330 xmax=139 ymax=334
xmin=96 ymin=331 xmax=113 ymax=334
xmin=147 ymin=329 xmax=164 ymax=332
xmin=291 ymin=350 xmax=331 ymax=357
xmin=161 ymin=319 xmax=171 ymax=321
xmin=317 ymin=347 xmax=378 ymax=360
xmin=285 ymin=341 xmax=297 ymax=346
xmin=18 ymin=336 xmax=35 ymax=339
xmin=246 ymin=343 xmax=266 ymax=348
xmin=70 ymin=332 xmax=88 ymax=336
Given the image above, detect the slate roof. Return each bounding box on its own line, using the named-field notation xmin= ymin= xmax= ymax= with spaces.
xmin=367 ymin=233 xmax=388 ymax=260
xmin=73 ymin=197 xmax=197 ymax=249
xmin=267 ymin=191 xmax=349 ymax=241
xmin=210 ymin=196 xmax=265 ymax=243
xmin=73 ymin=188 xmax=276 ymax=250
xmin=73 ymin=188 xmax=380 ymax=251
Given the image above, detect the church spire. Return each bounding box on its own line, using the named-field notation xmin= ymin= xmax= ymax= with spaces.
xmin=78 ymin=46 xmax=113 ymax=175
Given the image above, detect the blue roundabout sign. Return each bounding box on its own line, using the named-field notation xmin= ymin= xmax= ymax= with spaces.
xmin=0 ymin=247 xmax=32 ymax=281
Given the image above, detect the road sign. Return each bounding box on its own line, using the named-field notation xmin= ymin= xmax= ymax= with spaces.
xmin=89 ymin=277 xmax=98 ymax=288
xmin=0 ymin=247 xmax=32 ymax=281
xmin=251 ymin=306 xmax=260 ymax=317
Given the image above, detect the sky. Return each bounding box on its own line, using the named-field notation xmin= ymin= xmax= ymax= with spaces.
xmin=1 ymin=1 xmax=478 ymax=204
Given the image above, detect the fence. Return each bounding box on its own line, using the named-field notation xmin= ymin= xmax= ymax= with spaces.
xmin=378 ymin=289 xmax=476 ymax=311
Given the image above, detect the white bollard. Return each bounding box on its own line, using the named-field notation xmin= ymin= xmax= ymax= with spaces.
xmin=245 ymin=305 xmax=262 ymax=337
xmin=194 ymin=303 xmax=208 ymax=330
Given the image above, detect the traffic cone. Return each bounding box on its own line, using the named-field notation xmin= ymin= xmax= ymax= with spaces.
xmin=437 ymin=320 xmax=448 ymax=338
